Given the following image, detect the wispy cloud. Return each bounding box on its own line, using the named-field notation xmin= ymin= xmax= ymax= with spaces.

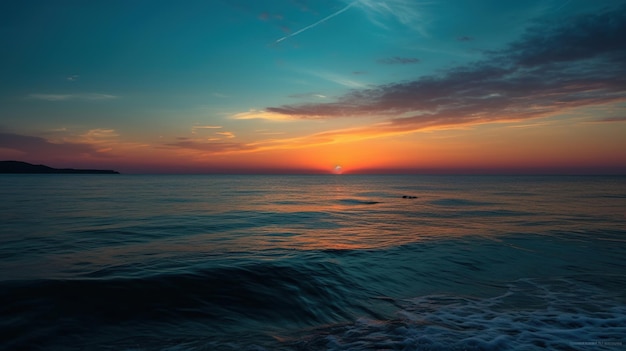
xmin=1 ymin=127 xmax=151 ymax=163
xmin=192 ymin=125 xmax=223 ymax=134
xmin=259 ymin=11 xmax=283 ymax=22
xmin=66 ymin=75 xmax=80 ymax=82
xmin=0 ymin=132 xmax=108 ymax=158
xmin=77 ymin=129 xmax=121 ymax=153
xmin=594 ymin=116 xmax=626 ymax=123
xmin=306 ymin=69 xmax=368 ymax=88
xmin=166 ymin=139 xmax=256 ymax=153
xmin=216 ymin=131 xmax=235 ymax=138
xmin=28 ymin=93 xmax=118 ymax=101
xmin=288 ymin=92 xmax=327 ymax=99
xmin=275 ymin=1 xmax=357 ymax=43
xmin=232 ymin=109 xmax=297 ymax=121
xmin=255 ymin=129 xmax=286 ymax=136
xmin=47 ymin=127 xmax=69 ymax=133
xmin=377 ymin=56 xmax=420 ymax=64
xmin=80 ymin=128 xmax=119 ymax=140
xmin=352 ymin=0 xmax=430 ymax=36
xmin=212 ymin=92 xmax=229 ymax=98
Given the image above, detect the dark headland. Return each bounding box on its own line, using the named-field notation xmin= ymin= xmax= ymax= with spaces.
xmin=0 ymin=161 xmax=119 ymax=174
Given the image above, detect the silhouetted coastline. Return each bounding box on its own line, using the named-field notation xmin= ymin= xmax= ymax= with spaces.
xmin=0 ymin=161 xmax=119 ymax=174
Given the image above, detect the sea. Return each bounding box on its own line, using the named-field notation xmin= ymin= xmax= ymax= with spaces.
xmin=1 ymin=174 xmax=625 ymax=351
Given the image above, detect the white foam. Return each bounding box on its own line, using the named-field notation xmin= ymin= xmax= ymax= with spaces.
xmin=289 ymin=278 xmax=626 ymax=351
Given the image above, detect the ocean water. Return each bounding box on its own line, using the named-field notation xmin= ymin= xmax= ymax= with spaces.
xmin=0 ymin=174 xmax=625 ymax=351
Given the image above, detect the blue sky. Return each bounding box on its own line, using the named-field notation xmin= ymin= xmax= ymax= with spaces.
xmin=1 ymin=0 xmax=625 ymax=173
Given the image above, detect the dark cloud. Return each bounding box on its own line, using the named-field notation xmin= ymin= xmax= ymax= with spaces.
xmin=501 ymin=7 xmax=626 ymax=67
xmin=377 ymin=57 xmax=420 ymax=65
xmin=0 ymin=132 xmax=104 ymax=158
xmin=264 ymin=5 xmax=626 ymax=132
xmin=457 ymin=36 xmax=473 ymax=42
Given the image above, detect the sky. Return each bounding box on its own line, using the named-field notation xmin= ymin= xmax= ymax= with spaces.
xmin=1 ymin=0 xmax=625 ymax=174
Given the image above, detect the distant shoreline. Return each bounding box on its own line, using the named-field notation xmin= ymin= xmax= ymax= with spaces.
xmin=0 ymin=161 xmax=119 ymax=174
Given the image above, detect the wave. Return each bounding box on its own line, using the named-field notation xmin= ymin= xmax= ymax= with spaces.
xmin=0 ymin=260 xmax=367 ymax=350
xmin=1 ymin=261 xmax=362 ymax=321
xmin=2 ymin=240 xmax=625 ymax=350
xmin=284 ymin=277 xmax=626 ymax=351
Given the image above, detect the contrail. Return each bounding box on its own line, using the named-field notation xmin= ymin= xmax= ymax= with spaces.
xmin=276 ymin=1 xmax=358 ymax=43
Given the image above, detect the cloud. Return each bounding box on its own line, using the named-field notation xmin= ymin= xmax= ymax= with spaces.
xmin=46 ymin=127 xmax=69 ymax=133
xmin=194 ymin=125 xmax=222 ymax=129
xmin=66 ymin=75 xmax=80 ymax=81
xmin=457 ymin=36 xmax=473 ymax=42
xmin=0 ymin=132 xmax=106 ymax=158
xmin=216 ymin=131 xmax=235 ymax=138
xmin=497 ymin=6 xmax=626 ymax=67
xmin=594 ymin=116 xmax=626 ymax=123
xmin=28 ymin=93 xmax=118 ymax=101
xmin=255 ymin=129 xmax=286 ymax=136
xmin=81 ymin=129 xmax=118 ymax=140
xmin=305 ymin=69 xmax=368 ymax=88
xmin=0 ymin=129 xmax=151 ymax=161
xmin=75 ymin=129 xmax=122 ymax=153
xmin=258 ymin=5 xmax=626 ymax=135
xmin=232 ymin=109 xmax=297 ymax=121
xmin=377 ymin=56 xmax=420 ymax=64
xmin=288 ymin=92 xmax=327 ymax=99
xmin=166 ymin=140 xmax=256 ymax=153
xmin=352 ymin=0 xmax=430 ymax=36
xmin=192 ymin=125 xmax=223 ymax=134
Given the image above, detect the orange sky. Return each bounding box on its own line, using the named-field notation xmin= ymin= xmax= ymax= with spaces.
xmin=9 ymin=114 xmax=619 ymax=174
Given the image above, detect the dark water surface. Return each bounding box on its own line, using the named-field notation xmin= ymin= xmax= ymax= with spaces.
xmin=1 ymin=175 xmax=625 ymax=350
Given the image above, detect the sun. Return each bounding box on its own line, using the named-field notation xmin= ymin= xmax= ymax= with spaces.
xmin=332 ymin=165 xmax=343 ymax=174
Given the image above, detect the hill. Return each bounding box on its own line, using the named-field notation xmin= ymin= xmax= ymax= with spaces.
xmin=0 ymin=161 xmax=119 ymax=174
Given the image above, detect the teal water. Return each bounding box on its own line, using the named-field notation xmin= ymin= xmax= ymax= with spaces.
xmin=1 ymin=175 xmax=625 ymax=350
